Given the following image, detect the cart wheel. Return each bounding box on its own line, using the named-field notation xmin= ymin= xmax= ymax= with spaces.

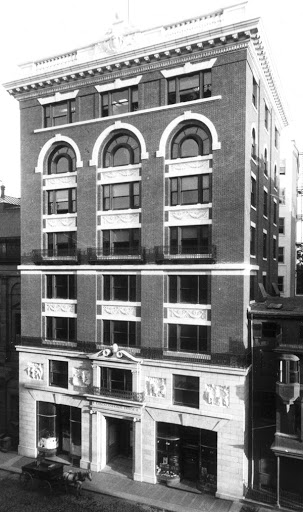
xmin=20 ymin=471 xmax=33 ymax=489
xmin=41 ymin=480 xmax=52 ymax=494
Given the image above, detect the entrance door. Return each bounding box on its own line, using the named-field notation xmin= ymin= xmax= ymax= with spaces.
xmin=106 ymin=417 xmax=132 ymax=463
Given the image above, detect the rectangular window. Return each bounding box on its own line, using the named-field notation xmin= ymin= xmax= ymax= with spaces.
xmin=265 ymin=104 xmax=269 ymax=130
xmin=167 ymin=70 xmax=211 ymax=105
xmin=46 ymin=317 xmax=76 ymax=342
xmin=102 ymin=229 xmax=140 ymax=256
xmin=273 ymin=237 xmax=277 ymax=260
xmin=263 ymin=232 xmax=267 ymax=259
xmin=0 ymin=237 xmax=20 ymax=262
xmin=252 ymin=77 xmax=258 ymax=107
xmin=169 ymin=275 xmax=210 ymax=304
xmin=103 ymin=275 xmax=136 ymax=301
xmin=101 ymin=367 xmax=132 ymax=392
xmin=49 ymin=360 xmax=68 ymax=388
xmin=44 ymin=100 xmax=76 ymax=127
xmin=103 ymin=320 xmax=137 ymax=347
xmin=279 ymin=217 xmax=285 ymax=235
xmin=278 ymin=246 xmax=284 ymax=263
xmin=250 ymin=226 xmax=256 ymax=256
xmin=101 ymin=86 xmax=138 ymax=117
xmin=170 ymin=225 xmax=210 ymax=255
xmin=47 ymin=188 xmax=76 ymax=215
xmin=262 ymin=322 xmax=280 ymax=338
xmin=275 ymin=127 xmax=279 ymax=148
xmin=103 ymin=182 xmax=140 ymax=210
xmin=168 ymin=324 xmax=209 ymax=353
xmin=173 ymin=375 xmax=199 ymax=408
xmin=251 ymin=176 xmax=256 ymax=208
xmin=279 ymin=188 xmax=285 ymax=205
xmin=263 ymin=190 xmax=268 ymax=217
xmin=46 ymin=275 xmax=76 ymax=299
xmin=47 ymin=232 xmax=77 ymax=256
xmin=273 ymin=201 xmax=277 ymax=225
xmin=278 ymin=276 xmax=284 ymax=292
xmin=170 ymin=174 xmax=211 ymax=206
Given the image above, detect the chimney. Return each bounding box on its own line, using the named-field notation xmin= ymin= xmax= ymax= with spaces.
xmin=1 ymin=185 xmax=5 ymax=199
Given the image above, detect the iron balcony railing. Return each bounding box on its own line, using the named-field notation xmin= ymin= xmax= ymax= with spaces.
xmin=30 ymin=248 xmax=81 ymax=265
xmin=155 ymin=245 xmax=216 ymax=263
xmin=93 ymin=386 xmax=145 ymax=402
xmin=87 ymin=246 xmax=146 ymax=264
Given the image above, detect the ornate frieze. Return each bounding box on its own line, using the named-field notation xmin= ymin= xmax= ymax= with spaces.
xmin=44 ymin=175 xmax=77 ymax=189
xmin=45 ymin=303 xmax=76 ymax=315
xmin=45 ymin=217 xmax=76 ymax=230
xmin=101 ymin=213 xmax=140 ymax=226
xmin=146 ymin=377 xmax=166 ymax=398
xmin=167 ymin=308 xmax=208 ymax=321
xmin=102 ymin=305 xmax=137 ymax=318
xmin=168 ymin=208 xmax=209 ymax=224
xmin=203 ymin=384 xmax=230 ymax=407
xmin=25 ymin=362 xmax=44 ymax=380
xmin=168 ymin=159 xmax=210 ymax=174
xmin=101 ymin=168 xmax=140 ymax=182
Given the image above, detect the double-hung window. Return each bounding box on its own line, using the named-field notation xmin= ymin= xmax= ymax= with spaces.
xmin=102 ymin=229 xmax=140 ymax=256
xmin=101 ymin=368 xmax=132 ymax=392
xmin=103 ymin=320 xmax=137 ymax=347
xmin=169 ymin=275 xmax=209 ymax=304
xmin=251 ymin=176 xmax=256 ymax=208
xmin=170 ymin=175 xmax=211 ymax=205
xmin=250 ymin=226 xmax=256 ymax=256
xmin=103 ymin=275 xmax=136 ymax=301
xmin=168 ymin=324 xmax=209 ymax=353
xmin=46 ymin=275 xmax=76 ymax=299
xmin=103 ymin=182 xmax=140 ymax=210
xmin=173 ymin=375 xmax=199 ymax=408
xmin=49 ymin=360 xmax=68 ymax=388
xmin=47 ymin=232 xmax=77 ymax=256
xmin=170 ymin=225 xmax=210 ymax=254
xmin=44 ymin=100 xmax=76 ymax=127
xmin=48 ymin=188 xmax=76 ymax=215
xmin=47 ymin=317 xmax=76 ymax=342
xmin=168 ymin=71 xmax=211 ymax=105
xmin=101 ymin=87 xmax=138 ymax=117
xmin=279 ymin=218 xmax=285 ymax=235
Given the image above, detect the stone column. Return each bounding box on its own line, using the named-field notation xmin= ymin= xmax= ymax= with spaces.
xmin=133 ymin=418 xmax=143 ymax=481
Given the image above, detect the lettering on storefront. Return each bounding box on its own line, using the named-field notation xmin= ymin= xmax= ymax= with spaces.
xmin=203 ymin=384 xmax=230 ymax=407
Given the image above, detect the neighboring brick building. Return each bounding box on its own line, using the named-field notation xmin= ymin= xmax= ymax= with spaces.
xmin=0 ymin=183 xmax=20 ymax=447
xmin=3 ymin=3 xmax=288 ymax=500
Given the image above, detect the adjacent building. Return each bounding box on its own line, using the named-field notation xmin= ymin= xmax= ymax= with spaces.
xmin=3 ymin=2 xmax=288 ymax=500
xmin=0 ymin=183 xmax=20 ymax=447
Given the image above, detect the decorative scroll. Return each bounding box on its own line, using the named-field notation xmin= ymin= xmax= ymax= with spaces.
xmin=203 ymin=384 xmax=230 ymax=407
xmin=145 ymin=377 xmax=166 ymax=398
xmin=25 ymin=362 xmax=44 ymax=380
xmin=46 ymin=217 xmax=76 ymax=229
xmin=72 ymin=368 xmax=92 ymax=388
xmin=168 ymin=308 xmax=208 ymax=320
xmin=45 ymin=303 xmax=75 ymax=314
xmin=169 ymin=209 xmax=209 ymax=221
xmin=102 ymin=305 xmax=136 ymax=317
xmin=95 ymin=344 xmax=142 ymax=363
xmin=101 ymin=213 xmax=139 ymax=225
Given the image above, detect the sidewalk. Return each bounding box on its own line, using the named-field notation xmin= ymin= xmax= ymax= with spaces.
xmin=0 ymin=449 xmax=284 ymax=512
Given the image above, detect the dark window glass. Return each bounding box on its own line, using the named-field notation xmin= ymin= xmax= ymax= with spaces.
xmin=47 ymin=317 xmax=76 ymax=343
xmin=48 ymin=145 xmax=76 ymax=175
xmin=47 ymin=232 xmax=77 ymax=256
xmin=169 ymin=275 xmax=209 ymax=304
xmin=252 ymin=77 xmax=258 ymax=107
xmin=103 ymin=182 xmax=140 ymax=210
xmin=43 ymin=100 xmax=75 ymax=127
xmin=101 ymin=368 xmax=132 ymax=392
xmin=169 ymin=225 xmax=210 ymax=254
xmin=279 ymin=218 xmax=285 ymax=234
xmin=103 ymin=320 xmax=137 ymax=347
xmin=251 ymin=177 xmax=256 ymax=207
xmin=250 ymin=226 xmax=256 ymax=256
xmin=103 ymin=275 xmax=136 ymax=302
xmin=49 ymin=360 xmax=68 ymax=388
xmin=173 ymin=375 xmax=199 ymax=408
xmin=251 ymin=129 xmax=256 ymax=159
xmin=168 ymin=324 xmax=209 ymax=353
xmin=167 ymin=71 xmax=211 ymax=105
xmin=103 ymin=133 xmax=140 ymax=168
xmin=102 ymin=229 xmax=140 ymax=255
xmin=278 ymin=247 xmax=284 ymax=263
xmin=48 ymin=188 xmax=76 ymax=214
xmin=170 ymin=175 xmax=211 ymax=206
xmin=46 ymin=275 xmax=76 ymax=299
xmin=263 ymin=232 xmax=267 ymax=259
xmin=263 ymin=190 xmax=268 ymax=217
xmin=171 ymin=124 xmax=211 ymax=159
xmin=101 ymin=86 xmax=138 ymax=117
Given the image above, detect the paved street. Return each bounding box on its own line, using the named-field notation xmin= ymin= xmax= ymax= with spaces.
xmin=0 ymin=470 xmax=166 ymax=512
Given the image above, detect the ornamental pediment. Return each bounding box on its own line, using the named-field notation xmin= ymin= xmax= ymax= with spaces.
xmin=90 ymin=343 xmax=142 ymax=363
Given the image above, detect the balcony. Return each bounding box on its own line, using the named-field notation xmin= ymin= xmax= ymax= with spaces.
xmin=155 ymin=245 xmax=216 ymax=264
xmin=31 ymin=248 xmax=80 ymax=265
xmin=93 ymin=386 xmax=145 ymax=402
xmin=87 ymin=247 xmax=146 ymax=265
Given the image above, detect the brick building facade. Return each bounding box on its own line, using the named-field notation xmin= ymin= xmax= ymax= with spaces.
xmin=3 ymin=3 xmax=287 ymax=500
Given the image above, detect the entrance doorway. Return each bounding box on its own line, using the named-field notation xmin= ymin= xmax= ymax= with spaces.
xmin=105 ymin=417 xmax=133 ymax=478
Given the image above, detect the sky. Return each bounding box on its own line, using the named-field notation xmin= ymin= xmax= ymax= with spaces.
xmin=0 ymin=0 xmax=302 ymax=197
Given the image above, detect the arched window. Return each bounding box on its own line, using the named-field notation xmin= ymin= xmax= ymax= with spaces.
xmin=47 ymin=145 xmax=76 ymax=175
xmin=103 ymin=133 xmax=140 ymax=168
xmin=251 ymin=129 xmax=256 ymax=159
xmin=171 ymin=124 xmax=211 ymax=159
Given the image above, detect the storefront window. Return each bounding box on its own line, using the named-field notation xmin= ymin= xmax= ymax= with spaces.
xmin=37 ymin=402 xmax=58 ymax=454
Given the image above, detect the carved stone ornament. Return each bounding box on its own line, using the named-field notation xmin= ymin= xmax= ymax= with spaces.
xmin=45 ymin=303 xmax=75 ymax=314
xmin=168 ymin=308 xmax=208 ymax=320
xmin=101 ymin=213 xmax=139 ymax=225
xmin=169 ymin=209 xmax=209 ymax=221
xmin=94 ymin=344 xmax=142 ymax=363
xmin=102 ymin=305 xmax=136 ymax=317
xmin=45 ymin=176 xmax=76 ymax=188
xmin=145 ymin=377 xmax=166 ymax=398
xmin=102 ymin=169 xmax=140 ymax=181
xmin=72 ymin=368 xmax=92 ymax=387
xmin=203 ymin=384 xmax=230 ymax=407
xmin=169 ymin=160 xmax=210 ymax=173
xmin=25 ymin=362 xmax=44 ymax=380
xmin=46 ymin=217 xmax=76 ymax=229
